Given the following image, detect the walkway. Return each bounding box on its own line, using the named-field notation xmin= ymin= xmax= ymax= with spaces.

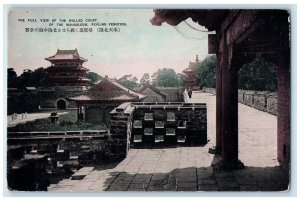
xmin=48 ymin=92 xmax=289 ymax=192
xmin=7 ymin=111 xmax=68 ymax=127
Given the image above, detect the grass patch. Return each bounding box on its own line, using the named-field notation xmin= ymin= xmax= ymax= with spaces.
xmin=8 ymin=110 xmax=107 ymax=132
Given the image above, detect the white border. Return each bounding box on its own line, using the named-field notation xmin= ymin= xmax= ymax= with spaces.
xmin=1 ymin=0 xmax=299 ymax=199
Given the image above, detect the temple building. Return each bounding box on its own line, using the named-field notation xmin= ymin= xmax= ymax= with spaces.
xmin=39 ymin=49 xmax=92 ymax=110
xmin=67 ymin=76 xmax=146 ymax=123
xmin=183 ymin=55 xmax=199 ymax=90
xmin=138 ymin=85 xmax=167 ymax=102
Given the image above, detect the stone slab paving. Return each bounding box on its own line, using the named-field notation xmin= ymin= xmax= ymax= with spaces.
xmin=48 ymin=92 xmax=289 ymax=192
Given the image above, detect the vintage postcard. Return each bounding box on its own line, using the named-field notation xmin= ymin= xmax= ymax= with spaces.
xmin=6 ymin=7 xmax=291 ymax=192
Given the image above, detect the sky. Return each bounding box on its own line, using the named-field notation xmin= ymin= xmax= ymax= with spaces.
xmin=7 ymin=8 xmax=210 ymax=79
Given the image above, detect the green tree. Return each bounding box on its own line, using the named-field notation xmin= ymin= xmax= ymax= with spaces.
xmin=86 ymin=72 xmax=103 ymax=84
xmin=238 ymin=57 xmax=277 ymax=91
xmin=17 ymin=68 xmax=47 ymax=88
xmin=196 ymin=55 xmax=216 ymax=88
xmin=151 ymin=72 xmax=158 ymax=86
xmin=118 ymin=74 xmax=138 ymax=89
xmin=140 ymin=73 xmax=150 ymax=86
xmin=31 ymin=67 xmax=47 ymax=87
xmin=17 ymin=69 xmax=33 ymax=88
xmin=176 ymin=73 xmax=185 ymax=87
xmin=157 ymin=68 xmax=179 ymax=87
xmin=7 ymin=68 xmax=18 ymax=88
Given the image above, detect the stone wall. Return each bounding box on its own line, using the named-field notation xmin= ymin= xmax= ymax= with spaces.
xmin=108 ymin=102 xmax=207 ymax=161
xmin=157 ymin=87 xmax=184 ymax=102
xmin=7 ymin=130 xmax=109 ymax=190
xmin=205 ymin=88 xmax=277 ymax=115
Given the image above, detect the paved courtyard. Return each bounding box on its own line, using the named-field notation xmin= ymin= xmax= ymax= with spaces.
xmin=48 ymin=92 xmax=289 ymax=192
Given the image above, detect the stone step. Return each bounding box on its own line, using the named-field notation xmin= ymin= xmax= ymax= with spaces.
xmin=71 ymin=167 xmax=94 ymax=180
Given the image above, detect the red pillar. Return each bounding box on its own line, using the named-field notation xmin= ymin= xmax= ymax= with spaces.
xmin=219 ymin=45 xmax=244 ymax=169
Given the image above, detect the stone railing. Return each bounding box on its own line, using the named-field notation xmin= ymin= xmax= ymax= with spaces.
xmin=238 ymin=90 xmax=278 ymax=115
xmin=203 ymin=88 xmax=277 ymax=115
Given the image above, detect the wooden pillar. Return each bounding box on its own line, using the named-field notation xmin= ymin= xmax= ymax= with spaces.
xmin=219 ymin=44 xmax=244 ymax=169
xmin=222 ymin=59 xmax=238 ymax=163
xmin=276 ymin=51 xmax=290 ymax=168
xmin=215 ymin=51 xmax=222 ymax=154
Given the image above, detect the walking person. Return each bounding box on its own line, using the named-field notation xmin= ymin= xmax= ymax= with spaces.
xmin=188 ymin=88 xmax=193 ymax=98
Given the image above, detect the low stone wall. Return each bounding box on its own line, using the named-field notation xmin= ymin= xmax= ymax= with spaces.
xmin=7 ymin=130 xmax=108 ymax=190
xmin=266 ymin=92 xmax=278 ymax=115
xmin=204 ymin=88 xmax=277 ymax=115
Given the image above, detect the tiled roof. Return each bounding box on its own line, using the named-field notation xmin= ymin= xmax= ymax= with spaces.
xmin=68 ymin=77 xmax=146 ymax=102
xmin=45 ymin=49 xmax=87 ymax=62
xmin=109 ymin=78 xmax=146 ymax=99
xmin=68 ymin=91 xmax=140 ymax=102
xmin=138 ymin=85 xmax=167 ymax=98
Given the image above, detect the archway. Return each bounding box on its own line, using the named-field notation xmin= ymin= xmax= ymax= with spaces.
xmin=56 ymin=99 xmax=67 ymax=110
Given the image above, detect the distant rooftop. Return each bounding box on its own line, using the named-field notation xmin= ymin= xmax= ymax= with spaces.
xmin=45 ymin=49 xmax=88 ymax=62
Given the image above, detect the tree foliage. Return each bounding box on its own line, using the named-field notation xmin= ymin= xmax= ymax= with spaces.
xmin=140 ymin=73 xmax=150 ymax=86
xmin=196 ymin=55 xmax=216 ymax=88
xmin=195 ymin=55 xmax=277 ymax=91
xmin=8 ymin=68 xmax=18 ymax=88
xmin=8 ymin=67 xmax=102 ymax=89
xmin=155 ymin=68 xmax=183 ymax=87
xmin=118 ymin=74 xmax=139 ymax=89
xmin=238 ymin=57 xmax=277 ymax=91
xmin=17 ymin=68 xmax=47 ymax=88
xmin=86 ymin=72 xmax=102 ymax=84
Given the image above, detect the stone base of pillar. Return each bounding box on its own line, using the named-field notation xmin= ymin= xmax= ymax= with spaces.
xmin=208 ymin=146 xmax=222 ymax=155
xmin=212 ymin=159 xmax=245 ymax=170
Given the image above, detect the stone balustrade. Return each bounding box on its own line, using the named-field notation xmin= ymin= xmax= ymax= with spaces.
xmin=204 ymin=88 xmax=277 ymax=115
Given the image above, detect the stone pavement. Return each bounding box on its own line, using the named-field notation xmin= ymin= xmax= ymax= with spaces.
xmin=48 ymin=92 xmax=289 ymax=192
xmin=7 ymin=111 xmax=68 ymax=127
